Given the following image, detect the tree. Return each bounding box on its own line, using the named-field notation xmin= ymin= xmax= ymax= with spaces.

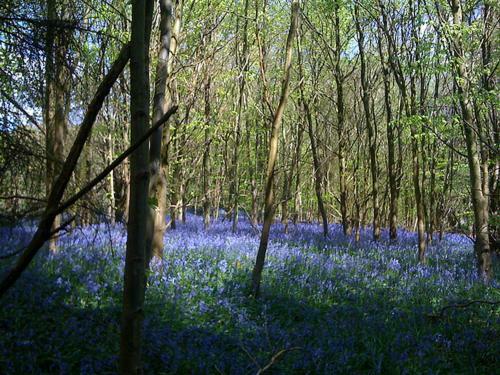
xmin=377 ymin=0 xmax=426 ymax=260
xmin=333 ymin=0 xmax=351 ymax=236
xmin=441 ymin=0 xmax=493 ymax=282
xmin=119 ymin=0 xmax=153 ymax=372
xmin=297 ymin=27 xmax=328 ymax=237
xmin=354 ymin=3 xmax=380 ymax=240
xmin=150 ymin=0 xmax=183 ymax=254
xmin=251 ymin=0 xmax=300 ymax=297
xmin=0 ymin=42 xmax=132 ymax=298
xmin=44 ymin=0 xmax=71 ymax=252
xmin=146 ymin=0 xmax=174 ymax=262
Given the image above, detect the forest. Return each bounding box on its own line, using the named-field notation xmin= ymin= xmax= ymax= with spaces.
xmin=0 ymin=0 xmax=498 ymax=373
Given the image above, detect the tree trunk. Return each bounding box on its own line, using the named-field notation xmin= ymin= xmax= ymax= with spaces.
xmin=355 ymin=6 xmax=380 ymax=240
xmin=119 ymin=0 xmax=153 ymax=372
xmin=44 ymin=0 xmax=70 ymax=252
xmin=203 ymin=75 xmax=211 ymax=230
xmin=251 ymin=128 xmax=260 ymax=226
xmin=448 ymin=0 xmax=492 ymax=282
xmin=376 ymin=25 xmax=398 ymax=239
xmin=292 ymin=119 xmax=304 ymax=225
xmin=297 ymin=33 xmax=328 ymax=236
xmin=251 ymin=0 xmax=299 ymax=297
xmin=148 ymin=0 xmax=182 ymax=259
xmin=229 ymin=0 xmax=250 ymax=232
xmin=334 ymin=2 xmax=350 ymax=236
xmin=481 ymin=2 xmax=498 ymax=255
xmin=379 ymin=0 xmax=425 ymax=260
xmin=145 ymin=0 xmax=174 ymax=262
xmin=107 ymin=131 xmax=116 ymax=224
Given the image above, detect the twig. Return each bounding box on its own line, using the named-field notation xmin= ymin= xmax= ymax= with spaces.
xmin=240 ymin=343 xmax=261 ymax=371
xmin=0 ymin=216 xmax=74 ymax=260
xmin=256 ymin=347 xmax=302 ymax=374
xmin=427 ymin=300 xmax=500 ymax=320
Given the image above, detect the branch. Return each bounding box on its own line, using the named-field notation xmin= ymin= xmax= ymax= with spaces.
xmin=55 ymin=105 xmax=178 ymax=216
xmin=0 ymin=195 xmax=46 ymax=203
xmin=0 ymin=89 xmax=43 ymax=132
xmin=0 ymin=42 xmax=131 ymax=299
xmin=427 ymin=300 xmax=500 ymax=320
xmin=0 ymin=216 xmax=74 ymax=260
xmin=420 ymin=122 xmax=468 ymax=158
xmin=256 ymin=347 xmax=302 ymax=374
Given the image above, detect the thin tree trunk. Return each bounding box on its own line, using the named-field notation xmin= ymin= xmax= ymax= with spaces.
xmin=119 ymin=0 xmax=153 ymax=371
xmin=297 ymin=32 xmax=328 ymax=237
xmin=448 ymin=0 xmax=492 ymax=282
xmin=408 ymin=0 xmax=426 ymax=262
xmin=355 ymin=6 xmax=380 ymax=240
xmin=481 ymin=2 xmax=498 ymax=255
xmin=280 ymin=123 xmax=292 ymax=233
xmin=251 ymin=128 xmax=260 ymax=225
xmin=292 ymin=120 xmax=304 ymax=225
xmin=231 ymin=0 xmax=249 ymax=232
xmin=251 ymin=0 xmax=300 ymax=297
xmin=45 ymin=0 xmax=70 ymax=252
xmin=379 ymin=0 xmax=425 ymax=260
xmin=107 ymin=131 xmax=116 ymax=224
xmin=334 ymin=2 xmax=350 ymax=236
xmin=203 ymin=75 xmax=211 ymax=229
xmin=377 ymin=25 xmax=398 ymax=239
xmin=438 ymin=148 xmax=454 ymax=240
xmin=145 ymin=0 xmax=174 ymax=262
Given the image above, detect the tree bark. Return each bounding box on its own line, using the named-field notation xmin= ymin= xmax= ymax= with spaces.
xmin=333 ymin=2 xmax=350 ymax=236
xmin=297 ymin=31 xmax=328 ymax=237
xmin=153 ymin=0 xmax=182 ymax=242
xmin=378 ymin=0 xmax=426 ymax=260
xmin=355 ymin=5 xmax=380 ymax=240
xmin=376 ymin=25 xmax=398 ymax=239
xmin=119 ymin=0 xmax=153 ymax=371
xmin=202 ymin=75 xmax=211 ymax=229
xmin=44 ymin=0 xmax=70 ymax=252
xmin=448 ymin=0 xmax=492 ymax=282
xmin=145 ymin=0 xmax=174 ymax=263
xmin=251 ymin=0 xmax=300 ymax=297
xmin=230 ymin=0 xmax=250 ymax=232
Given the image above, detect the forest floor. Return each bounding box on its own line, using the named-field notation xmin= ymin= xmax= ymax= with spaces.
xmin=0 ymin=215 xmax=499 ymax=374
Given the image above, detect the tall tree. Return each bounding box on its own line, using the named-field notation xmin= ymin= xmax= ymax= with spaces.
xmin=251 ymin=0 xmax=300 ymax=297
xmin=376 ymin=23 xmax=399 ymax=239
xmin=354 ymin=4 xmax=380 ymax=240
xmin=333 ymin=0 xmax=351 ymax=236
xmin=443 ymin=0 xmax=493 ymax=282
xmin=44 ymin=0 xmax=71 ymax=252
xmin=146 ymin=0 xmax=174 ymax=262
xmin=151 ymin=0 xmax=183 ymax=252
xmin=297 ymin=28 xmax=328 ymax=237
xmin=231 ymin=0 xmax=250 ymax=232
xmin=378 ymin=0 xmax=426 ymax=260
xmin=119 ymin=0 xmax=154 ymax=372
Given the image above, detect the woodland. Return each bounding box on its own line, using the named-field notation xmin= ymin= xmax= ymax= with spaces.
xmin=0 ymin=0 xmax=499 ymax=373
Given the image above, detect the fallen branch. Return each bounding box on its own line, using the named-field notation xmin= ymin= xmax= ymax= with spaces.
xmin=427 ymin=300 xmax=500 ymax=320
xmin=256 ymin=347 xmax=301 ymax=374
